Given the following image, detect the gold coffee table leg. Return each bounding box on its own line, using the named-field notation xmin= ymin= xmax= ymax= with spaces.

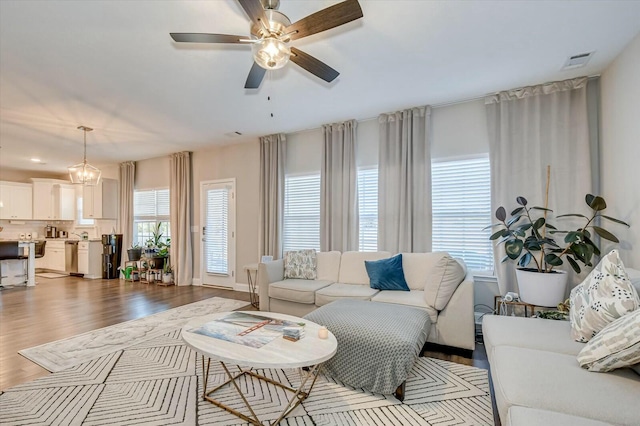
xmin=200 ymin=357 xmax=323 ymax=426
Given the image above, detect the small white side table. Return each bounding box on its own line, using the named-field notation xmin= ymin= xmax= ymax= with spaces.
xmin=243 ymin=263 xmax=259 ymax=308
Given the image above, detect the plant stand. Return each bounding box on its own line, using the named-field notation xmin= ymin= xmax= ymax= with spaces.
xmin=123 ymin=260 xmax=139 ymax=282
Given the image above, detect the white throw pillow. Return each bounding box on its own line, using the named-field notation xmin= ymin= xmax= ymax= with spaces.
xmin=577 ymin=309 xmax=640 ymax=372
xmin=570 ymin=250 xmax=640 ymax=343
xmin=284 ymin=249 xmax=317 ymax=280
xmin=423 ymin=254 xmax=467 ymax=310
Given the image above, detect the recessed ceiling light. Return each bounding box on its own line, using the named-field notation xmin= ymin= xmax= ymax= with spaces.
xmin=31 ymin=158 xmax=41 ymax=163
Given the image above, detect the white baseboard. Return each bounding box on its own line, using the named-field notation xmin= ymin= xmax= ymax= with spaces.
xmin=192 ymin=278 xmax=202 ymax=286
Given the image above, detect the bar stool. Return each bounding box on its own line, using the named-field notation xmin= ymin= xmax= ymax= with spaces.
xmin=0 ymin=241 xmax=23 ymax=288
xmin=17 ymin=241 xmax=46 ymax=284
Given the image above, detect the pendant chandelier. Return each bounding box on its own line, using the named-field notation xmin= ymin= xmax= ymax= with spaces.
xmin=68 ymin=125 xmax=101 ymax=186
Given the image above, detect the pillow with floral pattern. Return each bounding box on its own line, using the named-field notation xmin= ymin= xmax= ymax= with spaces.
xmin=284 ymin=249 xmax=317 ymax=280
xmin=570 ymin=250 xmax=640 ymax=343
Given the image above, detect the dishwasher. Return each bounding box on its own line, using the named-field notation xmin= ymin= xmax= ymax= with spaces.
xmin=65 ymin=240 xmax=82 ymax=276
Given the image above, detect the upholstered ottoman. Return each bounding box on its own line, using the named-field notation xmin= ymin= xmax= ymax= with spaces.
xmin=304 ymin=299 xmax=431 ymax=399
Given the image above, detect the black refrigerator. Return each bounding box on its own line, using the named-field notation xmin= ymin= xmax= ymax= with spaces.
xmin=102 ymin=234 xmax=123 ymax=279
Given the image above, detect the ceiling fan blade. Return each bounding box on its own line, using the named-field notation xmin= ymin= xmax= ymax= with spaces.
xmin=170 ymin=33 xmax=247 ymax=44
xmin=290 ymin=47 xmax=339 ymax=83
xmin=245 ymin=62 xmax=267 ymax=89
xmin=237 ymin=0 xmax=268 ymax=27
xmin=285 ymin=0 xmax=363 ymax=41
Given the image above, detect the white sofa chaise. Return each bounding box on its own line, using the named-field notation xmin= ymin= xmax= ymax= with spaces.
xmin=258 ymin=251 xmax=475 ymax=351
xmin=483 ymin=269 xmax=640 ymax=426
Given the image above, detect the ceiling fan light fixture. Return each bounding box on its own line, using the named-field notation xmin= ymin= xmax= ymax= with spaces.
xmin=68 ymin=126 xmax=102 ymax=186
xmin=252 ymin=37 xmax=290 ymax=70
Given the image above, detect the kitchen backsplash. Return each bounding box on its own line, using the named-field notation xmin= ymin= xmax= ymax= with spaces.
xmin=0 ymin=219 xmax=117 ymax=240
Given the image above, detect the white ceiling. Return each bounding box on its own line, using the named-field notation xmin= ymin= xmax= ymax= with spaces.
xmin=1 ymin=0 xmax=639 ymax=174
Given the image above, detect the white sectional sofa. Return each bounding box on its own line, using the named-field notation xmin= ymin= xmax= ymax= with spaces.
xmin=258 ymin=251 xmax=475 ymax=351
xmin=483 ymin=269 xmax=640 ymax=426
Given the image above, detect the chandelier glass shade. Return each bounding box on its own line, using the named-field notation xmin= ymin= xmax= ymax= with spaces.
xmin=252 ymin=37 xmax=291 ymax=70
xmin=68 ymin=126 xmax=101 ymax=186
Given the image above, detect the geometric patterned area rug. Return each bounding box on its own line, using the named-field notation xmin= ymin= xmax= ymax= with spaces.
xmin=18 ymin=297 xmax=249 ymax=373
xmin=2 ymin=329 xmax=494 ymax=425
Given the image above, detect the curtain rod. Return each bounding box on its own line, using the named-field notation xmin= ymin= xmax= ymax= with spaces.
xmin=289 ymin=74 xmax=601 ymax=134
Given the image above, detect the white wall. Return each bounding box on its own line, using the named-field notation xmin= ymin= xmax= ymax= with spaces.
xmin=601 ymin=32 xmax=640 ymax=268
xmin=192 ymin=141 xmax=260 ymax=285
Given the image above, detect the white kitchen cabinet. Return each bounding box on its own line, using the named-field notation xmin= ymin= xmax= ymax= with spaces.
xmin=0 ymin=181 xmax=33 ymax=220
xmin=32 ymin=179 xmax=75 ymax=220
xmin=45 ymin=240 xmax=66 ymax=272
xmin=78 ymin=241 xmax=102 ymax=279
xmin=83 ymin=178 xmax=117 ymax=219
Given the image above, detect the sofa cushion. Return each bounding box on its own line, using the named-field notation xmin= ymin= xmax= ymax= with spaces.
xmin=482 ymin=315 xmax=585 ymax=359
xmin=577 ymin=309 xmax=640 ymax=372
xmin=491 ymin=346 xmax=640 ymax=425
xmin=371 ymin=290 xmax=438 ymax=323
xmin=315 ymin=283 xmax=379 ymax=307
xmin=284 ymin=249 xmax=317 ymax=280
xmin=570 ymin=250 xmax=639 ymax=342
xmin=317 ymin=251 xmax=342 ymax=282
xmin=269 ymin=279 xmax=333 ymax=305
xmin=401 ymin=252 xmax=447 ymax=290
xmin=365 ymin=254 xmax=410 ymax=291
xmin=338 ymin=251 xmax=391 ymax=285
xmin=506 ymin=407 xmax=614 ymax=426
xmin=422 ymin=254 xmax=467 ymax=310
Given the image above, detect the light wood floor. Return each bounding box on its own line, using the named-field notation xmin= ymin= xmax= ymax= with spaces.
xmin=0 ymin=275 xmax=489 ymax=393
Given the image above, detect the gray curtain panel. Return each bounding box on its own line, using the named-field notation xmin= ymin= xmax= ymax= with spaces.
xmin=378 ymin=106 xmax=432 ymax=253
xmin=259 ymin=134 xmax=286 ymax=259
xmin=486 ymin=76 xmax=594 ymax=295
xmin=169 ymin=151 xmax=193 ymax=286
xmin=321 ymin=120 xmax=359 ymax=252
xmin=118 ymin=161 xmax=135 ymax=272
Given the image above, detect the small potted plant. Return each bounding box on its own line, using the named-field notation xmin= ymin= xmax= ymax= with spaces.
xmin=162 ymin=257 xmax=173 ymax=284
xmin=488 ymin=194 xmax=629 ymax=307
xmin=127 ymin=242 xmax=142 ymax=261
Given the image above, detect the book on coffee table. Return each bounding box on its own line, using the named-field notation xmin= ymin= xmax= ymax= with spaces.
xmin=188 ymin=312 xmax=305 ymax=348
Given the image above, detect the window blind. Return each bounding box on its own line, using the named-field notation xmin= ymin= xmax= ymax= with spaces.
xmin=204 ymin=187 xmax=229 ymax=275
xmin=133 ymin=189 xmax=170 ymax=246
xmin=432 ymin=156 xmax=494 ymax=272
xmin=283 ymin=174 xmax=321 ymax=252
xmin=134 ymin=189 xmax=170 ymax=220
xmin=358 ymin=167 xmax=378 ymax=251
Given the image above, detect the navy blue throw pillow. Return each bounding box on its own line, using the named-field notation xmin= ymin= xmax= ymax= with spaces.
xmin=365 ymin=254 xmax=410 ymax=291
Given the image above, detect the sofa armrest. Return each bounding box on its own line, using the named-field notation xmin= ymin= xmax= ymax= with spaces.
xmin=435 ymin=276 xmax=475 ymax=350
xmin=258 ymin=259 xmax=284 ymax=312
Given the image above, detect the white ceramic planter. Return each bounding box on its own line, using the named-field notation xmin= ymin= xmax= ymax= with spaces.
xmin=515 ymin=268 xmax=568 ymax=307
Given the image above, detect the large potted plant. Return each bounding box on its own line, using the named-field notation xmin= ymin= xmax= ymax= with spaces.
xmin=144 ymin=222 xmax=169 ymax=268
xmin=488 ymin=194 xmax=629 ymax=307
xmin=127 ymin=242 xmax=142 ymax=261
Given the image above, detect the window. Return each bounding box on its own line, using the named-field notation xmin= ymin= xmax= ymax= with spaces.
xmin=358 ymin=167 xmax=378 ymax=251
xmin=283 ymin=173 xmax=320 ymax=252
xmin=133 ymin=189 xmax=170 ymax=247
xmin=431 ymin=156 xmax=493 ymax=272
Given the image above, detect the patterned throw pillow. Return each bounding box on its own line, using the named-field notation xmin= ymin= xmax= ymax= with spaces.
xmin=577 ymin=309 xmax=640 ymax=372
xmin=570 ymin=250 xmax=640 ymax=343
xmin=284 ymin=249 xmax=317 ymax=280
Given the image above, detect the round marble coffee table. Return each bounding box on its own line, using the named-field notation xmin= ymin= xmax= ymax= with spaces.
xmin=182 ymin=311 xmax=337 ymax=425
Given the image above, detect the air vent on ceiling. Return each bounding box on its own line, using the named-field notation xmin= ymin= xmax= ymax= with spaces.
xmin=562 ymin=51 xmax=594 ymax=70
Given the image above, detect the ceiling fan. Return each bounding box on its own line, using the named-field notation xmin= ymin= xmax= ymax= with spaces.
xmin=170 ymin=0 xmax=363 ymax=89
